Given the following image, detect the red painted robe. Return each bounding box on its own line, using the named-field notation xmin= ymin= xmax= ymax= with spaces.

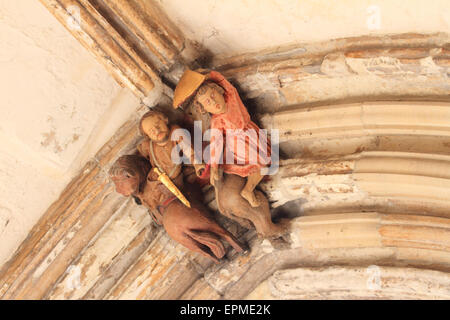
xmin=208 ymin=71 xmax=271 ymax=177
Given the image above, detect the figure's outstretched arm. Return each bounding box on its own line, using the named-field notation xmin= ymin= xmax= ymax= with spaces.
xmin=172 ymin=125 xmax=206 ymax=176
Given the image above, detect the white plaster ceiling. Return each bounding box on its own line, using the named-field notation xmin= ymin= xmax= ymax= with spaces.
xmin=158 ymin=0 xmax=450 ymax=58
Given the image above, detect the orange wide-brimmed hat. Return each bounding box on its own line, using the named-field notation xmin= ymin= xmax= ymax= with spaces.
xmin=172 ymin=69 xmax=208 ymax=109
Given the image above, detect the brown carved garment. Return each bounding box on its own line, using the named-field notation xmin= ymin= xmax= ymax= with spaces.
xmin=140 ymin=178 xmax=172 ymax=209
xmin=137 ymin=124 xmax=183 ymax=186
xmin=137 ymin=169 xmax=244 ymax=263
xmin=110 ymin=154 xmax=245 ymax=263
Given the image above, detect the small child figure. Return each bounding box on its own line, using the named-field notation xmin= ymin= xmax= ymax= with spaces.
xmin=137 ymin=110 xmax=205 ymax=188
xmin=173 ymin=70 xmax=271 ymax=207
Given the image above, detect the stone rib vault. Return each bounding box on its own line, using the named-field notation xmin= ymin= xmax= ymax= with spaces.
xmin=0 ymin=0 xmax=449 ymax=299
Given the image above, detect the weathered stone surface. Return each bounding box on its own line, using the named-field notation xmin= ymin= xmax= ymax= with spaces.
xmin=0 ymin=0 xmax=147 ymax=270
xmin=179 ymin=278 xmax=221 ymax=300
xmin=105 ymin=0 xmax=183 ymax=68
xmin=213 ymin=212 xmax=450 ymax=299
xmin=39 ymin=0 xmax=156 ymax=99
xmin=261 ymin=102 xmax=450 ymax=145
xmin=83 ymin=224 xmax=157 ymax=300
xmin=105 ymin=230 xmax=198 ymax=300
xmin=46 ymin=200 xmax=150 ymax=299
xmin=213 ymin=33 xmax=450 ymax=113
xmin=2 ymin=27 xmax=450 ymax=300
xmin=4 ymin=100 xmax=450 ymax=299
xmin=247 ymin=266 xmax=450 ymax=300
xmin=0 ymin=105 xmax=151 ymax=299
xmin=38 ymin=0 xmax=196 ymax=102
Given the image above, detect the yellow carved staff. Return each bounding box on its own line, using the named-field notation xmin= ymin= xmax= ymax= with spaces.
xmin=152 ymin=167 xmax=191 ymax=208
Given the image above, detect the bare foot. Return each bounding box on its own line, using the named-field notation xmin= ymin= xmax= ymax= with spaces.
xmin=240 ymin=189 xmax=261 ymax=207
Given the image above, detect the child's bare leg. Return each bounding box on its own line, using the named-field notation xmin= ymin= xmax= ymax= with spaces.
xmin=240 ymin=171 xmax=264 ymax=207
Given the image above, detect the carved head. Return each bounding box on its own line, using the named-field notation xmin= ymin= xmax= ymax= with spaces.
xmin=139 ymin=111 xmax=170 ymax=143
xmin=109 ymin=155 xmax=150 ymax=197
xmin=193 ymin=82 xmax=226 ymax=115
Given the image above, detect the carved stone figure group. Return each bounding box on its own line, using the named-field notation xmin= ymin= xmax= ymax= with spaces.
xmin=109 ymin=69 xmax=288 ymax=263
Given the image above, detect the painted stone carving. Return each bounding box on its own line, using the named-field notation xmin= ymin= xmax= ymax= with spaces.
xmin=173 ymin=69 xmax=287 ymax=238
xmin=137 ymin=110 xmax=205 ymax=187
xmin=174 ymin=70 xmax=271 ymax=207
xmin=109 ymin=155 xmax=245 ymax=263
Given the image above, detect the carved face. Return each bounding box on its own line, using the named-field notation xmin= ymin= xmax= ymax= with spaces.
xmin=141 ymin=113 xmax=169 ymax=143
xmin=111 ymin=170 xmax=139 ymax=197
xmin=195 ymin=83 xmax=226 ymax=114
xmin=109 ymin=155 xmax=150 ymax=197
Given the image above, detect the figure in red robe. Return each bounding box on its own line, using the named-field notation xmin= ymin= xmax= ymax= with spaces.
xmin=173 ymin=70 xmax=271 ymax=207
